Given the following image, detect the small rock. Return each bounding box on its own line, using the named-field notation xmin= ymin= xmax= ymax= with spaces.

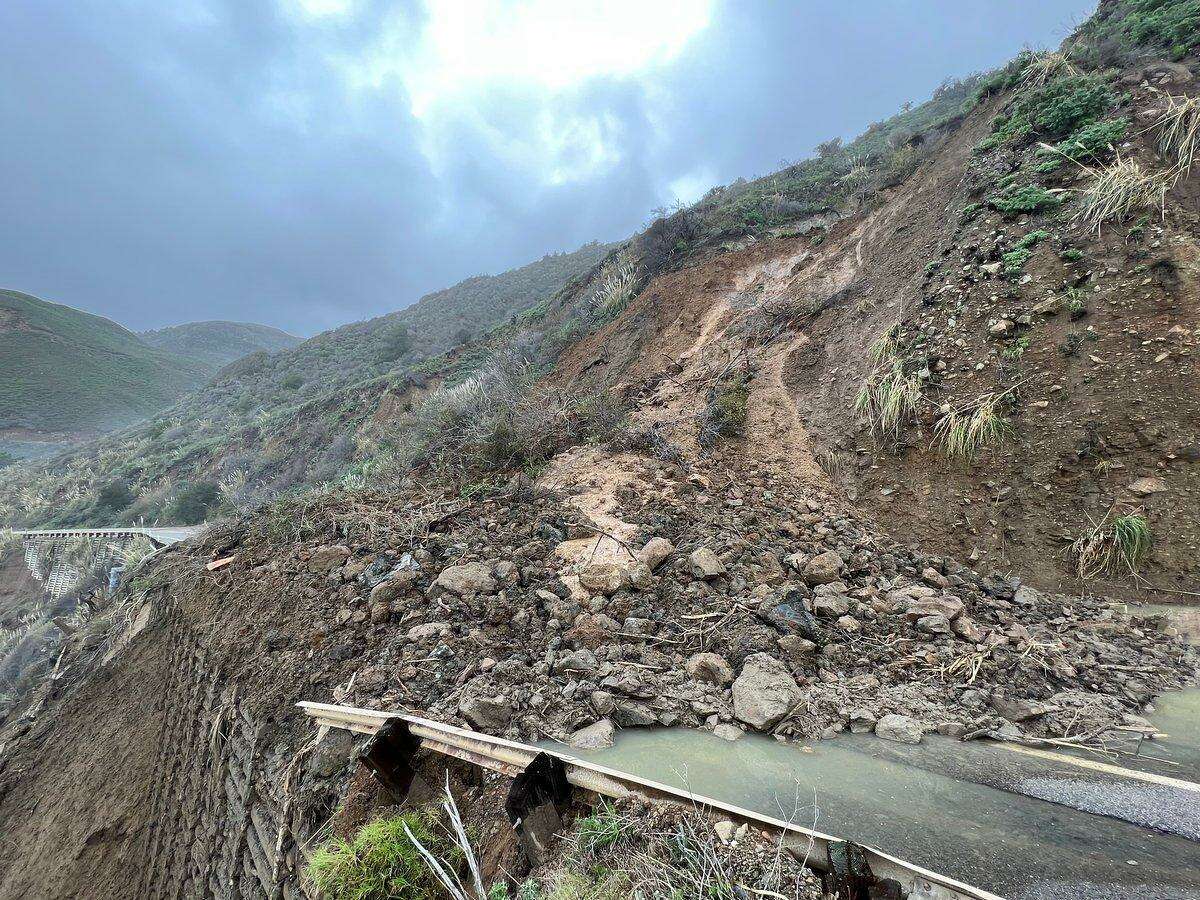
xmin=459 ymin=692 xmax=512 ymax=732
xmin=308 ymin=728 xmax=356 ymax=777
xmin=435 ymin=562 xmax=497 ymax=597
xmin=578 ymin=561 xmax=626 ymax=596
xmin=407 ymin=622 xmax=450 ymax=642
xmin=307 ymin=545 xmax=351 ymax=573
xmin=951 ymin=616 xmax=985 ymax=643
xmin=689 ymin=548 xmax=727 ymax=579
xmin=904 ymin=595 xmax=964 ymax=622
xmin=686 ymin=652 xmax=735 ymax=685
xmin=813 ymin=593 xmax=850 ymax=617
xmin=803 ymin=550 xmax=844 ymax=586
xmin=639 ymin=537 xmax=675 ymax=571
xmin=1129 ymin=476 xmax=1168 ymax=497
xmin=714 ymin=723 xmax=743 ymax=742
xmin=916 ymin=614 xmax=952 ymax=636
xmin=714 ymin=820 xmax=736 ymax=844
xmin=992 ymin=696 xmax=1055 ymax=722
xmin=849 ymin=709 xmax=877 ymax=733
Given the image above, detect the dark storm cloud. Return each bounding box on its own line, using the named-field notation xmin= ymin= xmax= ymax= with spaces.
xmin=0 ymin=1 xmax=1095 ymax=335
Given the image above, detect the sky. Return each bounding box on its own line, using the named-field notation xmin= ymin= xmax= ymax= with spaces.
xmin=0 ymin=0 xmax=1097 ymax=337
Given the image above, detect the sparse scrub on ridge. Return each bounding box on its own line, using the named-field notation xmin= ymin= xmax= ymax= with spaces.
xmin=1070 ymin=510 xmax=1152 ymax=579
xmin=382 ymin=344 xmax=625 ymax=480
xmin=934 ymin=391 xmax=1011 ymax=461
xmin=1077 ymin=0 xmax=1200 ymax=61
xmin=1156 ymin=93 xmax=1200 ymax=176
xmin=1073 ymin=157 xmax=1171 ymax=229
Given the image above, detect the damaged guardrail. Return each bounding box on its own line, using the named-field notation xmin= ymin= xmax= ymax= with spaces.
xmin=299 ymin=700 xmax=1003 ymax=900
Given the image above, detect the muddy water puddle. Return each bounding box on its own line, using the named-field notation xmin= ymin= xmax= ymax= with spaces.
xmin=552 ymin=712 xmax=1200 ymax=900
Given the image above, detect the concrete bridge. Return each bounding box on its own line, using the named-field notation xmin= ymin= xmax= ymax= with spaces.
xmin=10 ymin=526 xmax=204 ymax=600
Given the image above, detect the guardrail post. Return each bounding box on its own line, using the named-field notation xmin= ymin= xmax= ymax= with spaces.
xmin=358 ymin=717 xmax=420 ymax=800
xmin=828 ymin=841 xmax=902 ymax=900
xmin=505 ymin=752 xmax=571 ymax=864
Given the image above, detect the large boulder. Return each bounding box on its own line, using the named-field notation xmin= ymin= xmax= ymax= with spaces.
xmin=435 ymin=561 xmax=497 ymax=597
xmin=569 ymin=718 xmax=616 ymax=750
xmin=731 ymin=653 xmax=801 ymax=730
xmin=875 ymin=714 xmax=923 ymax=745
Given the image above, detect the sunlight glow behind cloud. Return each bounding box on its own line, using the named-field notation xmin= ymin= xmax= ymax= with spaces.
xmin=332 ymin=0 xmax=713 ymax=188
xmin=402 ymin=0 xmax=714 ymax=117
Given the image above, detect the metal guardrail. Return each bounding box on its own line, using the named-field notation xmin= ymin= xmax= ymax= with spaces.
xmin=299 ymin=701 xmax=1002 ymax=900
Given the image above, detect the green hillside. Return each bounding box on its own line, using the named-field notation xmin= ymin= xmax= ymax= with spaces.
xmin=0 ymin=240 xmax=613 ymax=527
xmin=0 ymin=290 xmax=211 ymax=433
xmin=140 ymin=321 xmax=299 ymax=368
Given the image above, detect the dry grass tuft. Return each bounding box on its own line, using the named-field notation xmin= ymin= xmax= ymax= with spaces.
xmin=934 ymin=392 xmax=1009 ymax=460
xmin=855 ymin=359 xmax=921 ymax=441
xmin=1156 ymin=93 xmax=1200 ymax=177
xmin=1073 ymin=157 xmax=1170 ymax=230
xmin=1069 ymin=510 xmax=1151 ymax=580
xmin=1020 ymin=51 xmax=1082 ymax=88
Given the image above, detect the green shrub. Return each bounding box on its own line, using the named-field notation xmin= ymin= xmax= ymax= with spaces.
xmin=982 ymin=75 xmax=1116 ymax=149
xmin=1002 ymin=247 xmax=1033 ymax=278
xmin=306 ymin=813 xmax=449 ymax=900
xmin=168 ymin=481 xmax=222 ymax=524
xmin=97 ymin=479 xmax=135 ymax=513
xmin=1061 ymin=248 xmax=1085 ymax=261
xmin=989 ymin=183 xmax=1063 ymax=215
xmin=1046 ymin=117 xmax=1129 ymax=163
xmin=576 ymin=801 xmax=629 ymax=855
xmin=1015 ymin=229 xmax=1052 ymax=249
xmin=280 ymin=372 xmax=304 ymax=390
xmin=699 ymin=372 xmax=750 ymax=445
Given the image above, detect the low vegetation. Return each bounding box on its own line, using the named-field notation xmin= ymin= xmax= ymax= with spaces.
xmin=378 ymin=345 xmax=624 ymax=482
xmin=1073 ymin=157 xmax=1171 ymax=229
xmin=989 ymin=183 xmax=1064 ymax=216
xmin=980 ymin=73 xmax=1116 ymax=150
xmin=306 ymin=812 xmax=453 ymax=900
xmin=698 ymin=370 xmax=751 ymax=446
xmin=934 ymin=392 xmax=1010 ymax=461
xmin=1070 ymin=510 xmax=1152 ymax=579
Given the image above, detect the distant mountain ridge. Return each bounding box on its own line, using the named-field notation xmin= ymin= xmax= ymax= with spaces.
xmin=140 ymin=320 xmax=300 ymax=368
xmin=0 ymin=288 xmax=211 ymax=435
xmin=0 ymin=292 xmax=299 ymax=455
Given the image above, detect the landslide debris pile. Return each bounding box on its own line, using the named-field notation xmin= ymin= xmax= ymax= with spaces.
xmin=169 ymin=458 xmax=1193 ymax=752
